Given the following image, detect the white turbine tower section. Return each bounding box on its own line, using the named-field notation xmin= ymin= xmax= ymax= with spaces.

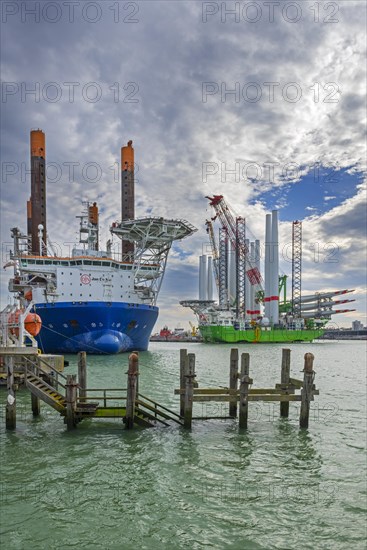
xmin=199 ymin=255 xmax=208 ymax=300
xmin=270 ymin=210 xmax=279 ymax=324
xmin=228 ymin=245 xmax=236 ymax=306
xmin=254 ymin=239 xmax=261 ymax=315
xmin=207 ymin=256 xmax=213 ymax=300
xmin=264 ymin=214 xmax=272 ymax=319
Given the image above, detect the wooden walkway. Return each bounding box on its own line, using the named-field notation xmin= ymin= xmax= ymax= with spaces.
xmin=1 ymin=347 xmax=319 ymax=432
xmin=1 ymin=350 xmax=184 ymax=430
xmin=175 ymin=348 xmax=319 ymax=429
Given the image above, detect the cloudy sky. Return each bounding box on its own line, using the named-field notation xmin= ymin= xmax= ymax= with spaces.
xmin=1 ymin=0 xmax=366 ymax=330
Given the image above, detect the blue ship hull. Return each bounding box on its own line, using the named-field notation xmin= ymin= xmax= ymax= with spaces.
xmin=34 ymin=301 xmax=158 ymax=354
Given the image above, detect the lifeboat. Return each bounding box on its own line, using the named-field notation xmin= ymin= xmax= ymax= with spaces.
xmin=25 ymin=313 xmax=42 ymax=336
xmin=8 ymin=310 xmax=42 ymax=337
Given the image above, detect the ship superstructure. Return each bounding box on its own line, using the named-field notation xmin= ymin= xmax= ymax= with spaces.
xmin=5 ymin=131 xmax=196 ymax=354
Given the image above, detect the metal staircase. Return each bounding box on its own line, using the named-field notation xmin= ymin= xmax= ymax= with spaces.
xmin=20 ymin=355 xmax=183 ymax=429
xmin=25 ymin=372 xmax=66 ymax=413
xmin=136 ymin=394 xmax=184 ymax=427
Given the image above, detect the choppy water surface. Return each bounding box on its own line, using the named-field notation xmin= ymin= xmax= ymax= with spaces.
xmin=1 ymin=341 xmax=366 ymax=549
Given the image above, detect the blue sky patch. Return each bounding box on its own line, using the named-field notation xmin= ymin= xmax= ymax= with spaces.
xmin=251 ymin=166 xmax=364 ymax=221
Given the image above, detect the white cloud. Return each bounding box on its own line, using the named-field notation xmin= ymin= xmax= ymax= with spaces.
xmin=1 ymin=0 xmax=366 ymax=328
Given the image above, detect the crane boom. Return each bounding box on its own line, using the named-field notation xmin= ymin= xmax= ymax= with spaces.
xmin=205 ymin=220 xmax=220 ymax=290
xmin=206 ymin=195 xmax=248 ymax=257
xmin=206 ymin=195 xmax=262 ymax=289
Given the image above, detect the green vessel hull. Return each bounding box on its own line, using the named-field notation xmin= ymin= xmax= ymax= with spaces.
xmin=199 ymin=325 xmax=323 ymax=343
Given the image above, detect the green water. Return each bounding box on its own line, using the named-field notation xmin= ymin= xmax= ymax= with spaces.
xmin=1 ymin=341 xmax=366 ymax=549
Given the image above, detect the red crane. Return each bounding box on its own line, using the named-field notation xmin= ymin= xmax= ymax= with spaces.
xmin=205 ymin=219 xmax=220 ymax=290
xmin=206 ymin=195 xmax=262 ymax=288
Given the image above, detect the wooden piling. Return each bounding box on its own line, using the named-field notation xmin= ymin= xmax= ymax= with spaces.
xmin=6 ymin=356 xmax=16 ymax=430
xmin=133 ymin=351 xmax=139 ymax=397
xmin=125 ymin=352 xmax=139 ymax=429
xmin=229 ymin=348 xmax=239 ymax=418
xmin=183 ymin=353 xmax=196 ymax=429
xmin=65 ymin=374 xmax=78 ymax=430
xmin=280 ymin=348 xmax=291 ymax=418
xmin=239 ymin=353 xmax=252 ymax=429
xmin=180 ymin=349 xmax=188 ymax=417
xmin=78 ymin=351 xmax=87 ymax=403
xmin=300 ymin=352 xmax=315 ymax=429
xmin=31 ymin=393 xmax=40 ymax=417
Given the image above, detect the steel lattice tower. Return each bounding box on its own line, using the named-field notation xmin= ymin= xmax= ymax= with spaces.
xmin=235 ymin=217 xmax=246 ymax=319
xmin=292 ymin=221 xmax=302 ymax=316
xmin=219 ymin=227 xmax=228 ymax=307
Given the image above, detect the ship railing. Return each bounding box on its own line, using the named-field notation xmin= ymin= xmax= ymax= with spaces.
xmin=0 ymin=305 xmax=17 ymax=347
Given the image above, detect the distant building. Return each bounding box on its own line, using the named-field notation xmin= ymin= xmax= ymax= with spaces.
xmin=352 ymin=320 xmax=364 ymax=331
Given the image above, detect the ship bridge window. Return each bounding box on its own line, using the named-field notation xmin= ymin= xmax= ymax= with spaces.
xmin=61 ymin=261 xmax=69 ymax=266
xmin=70 ymin=261 xmax=76 ymax=266
xmin=44 ymin=260 xmax=52 ymax=265
xmin=93 ymin=261 xmax=102 ymax=266
xmin=35 ymin=260 xmax=44 ymax=264
xmin=83 ymin=260 xmax=92 ymax=265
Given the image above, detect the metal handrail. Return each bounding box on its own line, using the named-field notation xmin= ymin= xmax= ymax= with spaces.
xmin=37 ymin=356 xmax=68 ymax=381
xmin=76 ymin=395 xmax=127 ymax=402
xmin=23 ymin=356 xmax=66 ymax=390
xmin=83 ymin=388 xmax=127 ymax=392
xmin=138 ymin=392 xmax=183 ymax=419
xmin=24 ymin=365 xmax=66 ymax=401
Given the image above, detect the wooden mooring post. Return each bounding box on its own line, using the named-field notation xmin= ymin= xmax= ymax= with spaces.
xmin=300 ymin=352 xmax=315 ymax=429
xmin=239 ymin=353 xmax=252 ymax=429
xmin=280 ymin=348 xmax=291 ymax=418
xmin=125 ymin=352 xmax=139 ymax=429
xmin=183 ymin=353 xmax=196 ymax=429
xmin=229 ymin=348 xmax=239 ymax=418
xmin=65 ymin=374 xmax=78 ymax=430
xmin=134 ymin=351 xmax=139 ymax=397
xmin=6 ymin=355 xmax=16 ymax=430
xmin=31 ymin=393 xmax=40 ymax=417
xmin=175 ymin=348 xmax=319 ymax=431
xmin=180 ymin=349 xmax=188 ymax=417
xmin=78 ymin=351 xmax=87 ymax=403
